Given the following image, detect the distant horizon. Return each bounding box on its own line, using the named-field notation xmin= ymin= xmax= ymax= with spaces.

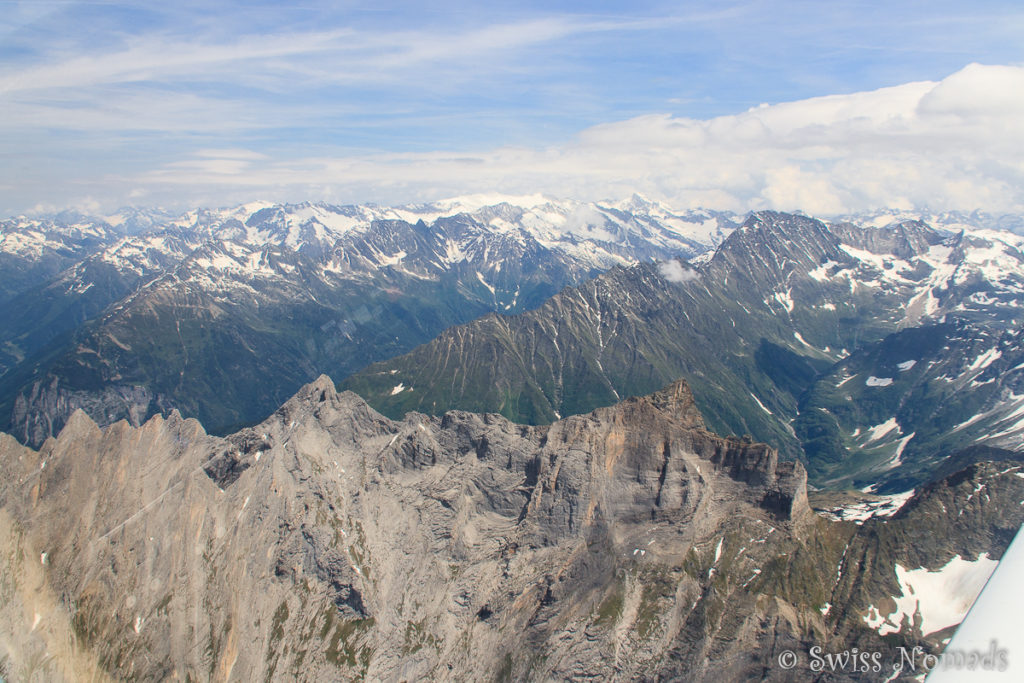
xmin=7 ymin=193 xmax=1024 ymax=232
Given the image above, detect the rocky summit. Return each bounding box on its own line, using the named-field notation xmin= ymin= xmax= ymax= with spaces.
xmin=1 ymin=376 xmax=1021 ymax=681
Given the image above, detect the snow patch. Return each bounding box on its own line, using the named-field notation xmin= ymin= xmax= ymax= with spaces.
xmin=377 ymin=250 xmax=407 ymax=267
xmin=928 ymin=526 xmax=1024 ymax=682
xmin=750 ymin=393 xmax=773 ymax=415
xmin=793 ymin=331 xmax=813 ymax=348
xmin=863 ymin=554 xmax=998 ymax=636
xmin=773 ymin=289 xmax=794 ymax=312
xmin=968 ymin=348 xmax=1002 ymax=371
xmin=475 ymin=271 xmax=496 ymax=297
xmin=809 ymin=260 xmax=840 ymax=282
xmin=866 ymin=376 xmax=894 ymax=387
xmin=817 ymin=490 xmax=915 ymax=523
xmin=952 ymin=413 xmax=986 ymax=432
xmin=836 ymin=373 xmax=856 ymax=388
xmin=863 ymin=418 xmax=901 ymax=444
xmin=885 ymin=432 xmax=916 ymax=470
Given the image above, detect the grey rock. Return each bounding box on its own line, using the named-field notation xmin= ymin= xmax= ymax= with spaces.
xmin=0 ymin=376 xmax=1020 ymax=681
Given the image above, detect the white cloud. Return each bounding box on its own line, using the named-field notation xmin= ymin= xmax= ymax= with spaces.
xmin=917 ymin=63 xmax=1024 ymax=119
xmin=194 ymin=149 xmax=269 ymax=160
xmin=761 ymin=166 xmax=846 ymax=216
xmin=563 ymin=204 xmax=608 ymax=234
xmin=658 ymin=260 xmax=698 ymax=283
xmin=0 ymin=29 xmax=350 ymax=94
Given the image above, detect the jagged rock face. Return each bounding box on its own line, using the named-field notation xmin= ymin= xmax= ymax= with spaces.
xmin=0 ymin=377 xmax=1021 ymax=681
xmin=10 ymin=377 xmax=169 ymax=448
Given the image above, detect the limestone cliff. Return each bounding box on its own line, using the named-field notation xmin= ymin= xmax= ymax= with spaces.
xmin=0 ymin=377 xmax=1020 ymax=681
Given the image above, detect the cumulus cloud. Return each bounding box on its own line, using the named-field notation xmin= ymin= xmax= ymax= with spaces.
xmin=917 ymin=63 xmax=1024 ymax=119
xmin=658 ymin=260 xmax=699 ymax=283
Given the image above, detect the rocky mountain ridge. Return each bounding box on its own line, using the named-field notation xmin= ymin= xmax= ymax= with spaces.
xmin=1 ymin=376 xmax=1021 ymax=681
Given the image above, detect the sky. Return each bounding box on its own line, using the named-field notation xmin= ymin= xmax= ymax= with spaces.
xmin=1 ymin=0 xmax=1023 ymax=216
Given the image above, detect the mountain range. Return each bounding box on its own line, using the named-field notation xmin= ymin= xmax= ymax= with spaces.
xmin=342 ymin=211 xmax=1024 ymax=492
xmin=2 ymin=196 xmax=1023 ymax=681
xmin=5 ymin=200 xmax=1024 ymax=493
xmin=0 ymin=196 xmax=736 ymax=446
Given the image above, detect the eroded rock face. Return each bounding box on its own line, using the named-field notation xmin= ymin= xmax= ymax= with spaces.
xmin=10 ymin=376 xmax=169 ymax=447
xmin=0 ymin=377 xmax=1020 ymax=682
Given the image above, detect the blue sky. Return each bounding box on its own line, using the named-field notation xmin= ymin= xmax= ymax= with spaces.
xmin=1 ymin=1 xmax=1023 ymax=214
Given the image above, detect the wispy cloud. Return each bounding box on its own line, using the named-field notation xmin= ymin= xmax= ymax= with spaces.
xmin=0 ymin=29 xmax=343 ymax=93
xmin=0 ymin=12 xmax=674 ymax=145
xmin=0 ymin=14 xmax=669 ymax=96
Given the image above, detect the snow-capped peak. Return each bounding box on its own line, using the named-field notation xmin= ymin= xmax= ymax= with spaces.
xmin=423 ymin=193 xmax=558 ymax=215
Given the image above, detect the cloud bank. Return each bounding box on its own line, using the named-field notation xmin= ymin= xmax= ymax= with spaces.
xmin=114 ymin=62 xmax=1021 ymax=215
xmin=2 ymin=55 xmax=1024 ymax=216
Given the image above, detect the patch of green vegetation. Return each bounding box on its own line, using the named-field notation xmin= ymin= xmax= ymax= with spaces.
xmin=206 ymin=615 xmax=232 ymax=677
xmin=795 ymin=408 xmax=846 ymax=472
xmin=594 ymin=581 xmax=625 ymax=627
xmin=292 ymin=602 xmax=335 ymax=673
xmin=680 ymin=547 xmax=702 ymax=578
xmin=754 ymin=535 xmax=845 ymax=610
xmin=9 ymin=648 xmax=57 ymax=682
xmin=402 ymin=618 xmax=439 ymax=654
xmin=1 ymin=261 xmax=534 ymax=439
xmin=702 ymin=590 xmax=724 ymax=631
xmin=266 ymin=600 xmax=289 ymax=662
xmin=291 ymin=645 xmax=307 ymax=676
xmin=347 ymin=521 xmax=372 ymax=580
xmin=755 ymin=339 xmax=829 ymax=399
xmin=635 ymin=566 xmax=676 ymax=639
xmin=71 ymin=594 xmax=106 ymax=650
xmin=325 ymin=617 xmax=375 ymax=676
xmin=525 ymin=650 xmax=550 ymax=679
xmin=494 ymin=652 xmax=515 ymax=683
xmin=319 ymin=604 xmax=336 ymax=640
